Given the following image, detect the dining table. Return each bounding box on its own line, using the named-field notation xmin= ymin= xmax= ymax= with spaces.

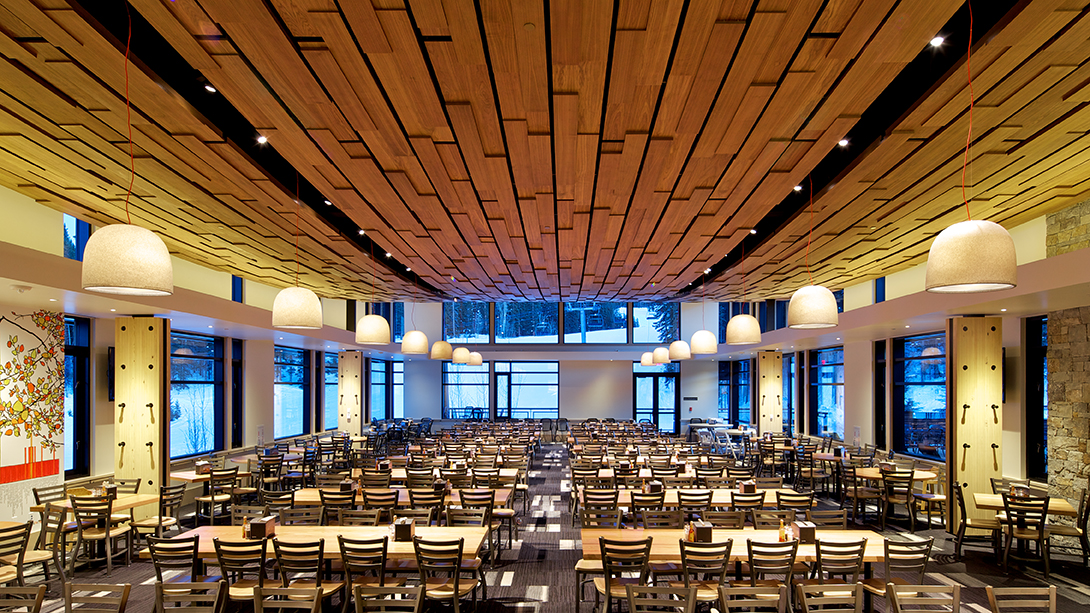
xmin=292 ymin=486 xmax=514 ymax=508
xmin=30 ymin=492 xmax=160 ymax=514
xmin=854 ymin=467 xmax=937 ymax=482
xmin=579 ymin=487 xmax=800 ymax=508
xmin=973 ymin=492 xmax=1078 ymax=517
xmin=228 ymin=452 xmax=302 ymax=464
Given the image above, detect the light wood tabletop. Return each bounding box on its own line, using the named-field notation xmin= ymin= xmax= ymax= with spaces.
xmin=170 ymin=470 xmax=211 ymax=483
xmin=854 ymin=467 xmax=937 ymax=482
xmin=30 ymin=493 xmax=160 ymax=513
xmin=974 ymin=492 xmax=1077 ymax=517
xmin=387 ymin=467 xmax=519 ymax=483
xmin=139 ymin=525 xmax=487 ymax=560
xmin=228 ymin=453 xmax=301 ymax=464
xmin=580 ymin=527 xmax=887 ymax=562
xmin=579 ymin=488 xmax=800 ymax=507
xmin=292 ymin=486 xmax=513 ymax=508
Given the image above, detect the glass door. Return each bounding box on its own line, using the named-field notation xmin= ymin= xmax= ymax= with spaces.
xmin=633 ymin=363 xmax=680 ymax=434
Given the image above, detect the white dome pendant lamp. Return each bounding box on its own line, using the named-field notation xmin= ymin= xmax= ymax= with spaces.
xmin=640 ymin=352 xmax=654 ymax=366
xmin=452 ymin=347 xmax=471 ymax=364
xmin=926 ymin=31 xmax=1016 ymax=293
xmin=788 ymin=179 xmax=838 ymax=329
xmin=400 ymin=281 xmax=428 ymax=354
xmin=430 ymin=340 xmax=453 ymax=360
xmin=725 ymin=244 xmax=762 ymax=344
xmin=669 ymin=340 xmax=691 ymax=360
xmin=652 ymin=347 xmax=671 ymax=364
xmin=468 ymin=351 xmax=483 ymax=366
xmin=690 ymin=270 xmax=718 ymax=355
xmin=356 ymin=241 xmax=390 ymax=344
xmin=81 ymin=27 xmax=172 ymax=296
xmin=273 ymin=174 xmax=323 ymax=329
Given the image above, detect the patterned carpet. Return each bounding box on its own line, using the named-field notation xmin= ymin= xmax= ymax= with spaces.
xmin=24 ymin=445 xmax=1090 ymax=612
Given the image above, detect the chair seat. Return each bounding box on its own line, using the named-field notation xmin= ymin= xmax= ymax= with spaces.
xmin=195 ymin=493 xmax=232 ymax=504
xmin=3 ymin=550 xmax=53 ymax=565
xmin=845 ymin=489 xmax=880 ymax=499
xmin=0 ymin=566 xmax=16 ymax=584
xmin=575 ymin=559 xmax=603 ymax=572
xmin=423 ymin=577 xmax=479 ymax=599
xmin=109 ymin=513 xmax=131 ymax=524
xmin=795 ymin=578 xmax=853 ymax=596
xmin=862 ymin=576 xmax=912 ymax=596
xmin=727 ymin=579 xmax=785 ymax=592
xmin=966 ymin=517 xmax=1001 ymax=530
xmin=493 ymin=509 xmax=516 ymax=518
xmin=648 ymin=561 xmax=680 ymax=574
xmin=593 ymin=577 xmax=641 ymax=599
xmin=132 ymin=516 xmax=179 ymax=530
xmin=1048 ymin=524 xmax=1083 ymax=537
xmin=1009 ymin=526 xmax=1048 ymax=540
xmin=285 ymin=579 xmax=345 ymax=598
xmin=516 ymin=484 xmax=529 ymax=491
xmin=915 ymin=493 xmax=946 ymax=502
xmin=348 ymin=577 xmax=406 ymax=588
xmin=667 ymin=580 xmax=720 ymax=601
xmin=80 ymin=525 xmax=131 ymax=539
xmin=226 ymin=579 xmax=262 ymax=600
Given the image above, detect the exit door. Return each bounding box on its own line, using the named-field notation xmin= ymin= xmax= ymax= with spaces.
xmin=634 ymin=370 xmax=679 ymax=434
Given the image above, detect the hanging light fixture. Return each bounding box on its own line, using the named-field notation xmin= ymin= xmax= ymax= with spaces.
xmin=82 ymin=14 xmax=172 ymax=296
xmin=927 ymin=11 xmax=1016 ymax=293
xmin=725 ymin=243 xmax=762 ymax=344
xmin=669 ymin=340 xmax=691 ymax=360
xmin=788 ymin=178 xmax=838 ymax=329
xmin=652 ymin=347 xmax=671 ymax=364
xmin=401 ymin=278 xmax=428 ymax=354
xmin=356 ymin=240 xmax=390 ymax=344
xmin=273 ymin=174 xmax=322 ymax=329
xmin=430 ymin=340 xmax=453 ymax=360
xmin=640 ymin=352 xmax=654 ymax=366
xmin=468 ymin=351 xmax=483 ymax=366
xmin=452 ymin=347 xmax=471 ymax=364
xmin=690 ymin=270 xmax=717 ymax=355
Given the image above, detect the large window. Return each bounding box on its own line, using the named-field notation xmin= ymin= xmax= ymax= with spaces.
xmin=783 ymin=354 xmax=796 ymax=434
xmin=495 ymin=362 xmax=559 ymax=419
xmin=64 ymin=317 xmax=90 ymax=477
xmin=392 ymin=361 xmax=404 ymax=419
xmin=717 ymin=361 xmax=752 ymax=425
xmin=1026 ymin=316 xmax=1047 ymax=481
xmin=230 ymin=339 xmax=243 ymax=448
xmin=564 ymin=302 xmax=627 ymax=343
xmin=322 ymin=353 xmax=338 ymax=431
xmin=632 ymin=302 xmax=679 ymax=344
xmin=62 ymin=214 xmax=90 ymax=261
xmin=443 ymin=363 xmax=490 ymax=419
xmin=634 ymin=363 xmax=680 ymax=434
xmin=495 ymin=303 xmax=559 ymax=343
xmin=369 ymin=359 xmax=404 ymax=421
xmin=170 ymin=332 xmax=224 ymax=458
xmin=443 ymin=302 xmax=490 ymax=343
xmin=273 ymin=347 xmax=310 ymax=439
xmin=808 ymin=347 xmax=844 ymax=439
xmin=892 ymin=333 xmax=946 ymax=460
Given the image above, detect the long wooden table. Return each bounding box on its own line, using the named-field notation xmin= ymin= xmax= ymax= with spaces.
xmin=388 ymin=467 xmax=519 ymax=483
xmin=578 ymin=488 xmax=799 ymax=507
xmin=139 ymin=525 xmax=487 ymax=560
xmin=30 ymin=493 xmax=159 ymax=513
xmin=855 ymin=467 xmax=936 ymax=482
xmin=292 ymin=487 xmax=513 ymax=508
xmin=580 ymin=527 xmax=887 ymax=563
xmin=974 ymin=492 xmax=1078 ymax=517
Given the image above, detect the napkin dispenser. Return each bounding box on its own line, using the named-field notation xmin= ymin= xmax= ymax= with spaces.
xmin=393 ymin=517 xmax=415 ymax=542
xmin=792 ymin=520 xmax=816 ymax=544
xmin=834 ymin=447 xmax=843 ymax=458
xmin=103 ymin=483 xmax=118 ymax=501
xmin=340 ymin=479 xmax=357 ymax=492
xmin=645 ymin=480 xmax=663 ymax=494
xmin=195 ymin=461 xmax=213 ymax=475
xmin=249 ymin=516 xmax=277 ymax=539
xmin=377 ymin=460 xmax=391 ymax=472
xmin=739 ymin=480 xmax=757 ymax=494
xmin=688 ymin=521 xmax=713 ymax=543
xmin=433 ymin=479 xmax=449 ymax=495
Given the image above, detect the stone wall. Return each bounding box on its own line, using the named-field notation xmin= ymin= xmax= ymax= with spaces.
xmin=1045 ymin=307 xmax=1089 ymax=543
xmin=1046 ymin=196 xmax=1090 ymax=257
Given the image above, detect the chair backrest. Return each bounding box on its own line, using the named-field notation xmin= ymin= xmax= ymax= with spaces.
xmin=252 ymin=586 xmax=321 ymax=613
xmin=33 ymin=484 xmax=66 ymax=506
xmin=1001 ymin=494 xmax=1049 ymax=529
xmin=457 ymin=489 xmax=496 ymax=515
xmin=279 ymin=507 xmax=323 ymax=526
xmin=361 ymin=473 xmax=392 ymax=488
xmin=812 ymin=539 xmax=867 ymax=584
xmin=339 ymin=536 xmax=390 ymax=587
xmin=583 ymin=489 xmax=620 ymax=508
xmin=754 ymin=477 xmax=783 ymax=490
xmin=318 ymin=489 xmax=357 ymax=508
xmin=148 ymin=534 xmax=202 ymax=581
xmin=581 ymin=507 xmax=622 ymax=528
xmin=631 ymin=491 xmax=665 ymax=512
xmin=113 ymin=478 xmax=140 ymax=494
xmin=677 ymin=490 xmax=713 ymax=511
xmin=64 ymin=584 xmax=131 ymax=613
xmin=753 ymin=510 xmax=796 ymax=529
xmin=273 ymin=539 xmax=325 ymax=586
xmin=636 ymin=510 xmax=682 ymax=529
xmin=806 ymin=509 xmax=848 ymax=529
xmin=718 ymin=586 xmax=788 ymax=613
xmin=746 ymin=540 xmax=799 ymax=583
xmin=0 ymin=586 xmax=45 ymax=613
xmin=408 ymin=489 xmax=443 ymax=509
xmin=316 ymin=474 xmax=348 ymax=488
xmin=394 ymin=508 xmax=435 ymax=525
xmin=882 ymin=472 xmax=915 ymax=498
xmin=154 ymin=581 xmax=225 ymax=613
xmin=213 ymin=537 xmax=268 ymax=587
xmin=232 ymin=504 xmax=271 ymax=526
xmin=882 ymin=537 xmax=933 ymax=582
xmin=353 ymin=585 xmax=424 ymax=613
xmin=796 ymin=583 xmax=863 ymax=613
xmin=680 ymin=539 xmax=732 ymax=589
xmin=776 ymin=491 xmax=814 ymax=512
xmin=412 ymin=537 xmax=465 ymax=596
xmin=626 ymin=585 xmax=696 ymax=613
xmin=446 ymin=507 xmax=489 ymax=527
xmin=0 ymin=522 xmax=30 ymax=567
xmin=985 ymin=586 xmax=1056 ymax=613
xmin=730 ymin=491 xmax=766 ymax=509
xmin=70 ymin=496 xmax=113 ymax=534
xmin=703 ymin=510 xmax=746 ymax=528
xmin=601 ymin=537 xmax=652 ymax=594
xmin=339 ymin=509 xmax=382 ymax=526
xmin=886 ymin=584 xmax=960 ymax=613
xmin=158 ymin=483 xmax=186 ymax=518
xmin=262 ymin=489 xmax=295 ymax=511
xmin=363 ymin=490 xmax=399 ymax=509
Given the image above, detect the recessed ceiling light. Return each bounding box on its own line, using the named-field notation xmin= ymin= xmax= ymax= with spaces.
xmin=110 ymin=309 xmax=116 ymax=312
xmin=930 ymin=36 xmax=944 ymax=47
xmin=208 ymin=325 xmax=214 ymax=329
xmin=385 ymin=252 xmax=392 ymax=258
xmin=204 ymin=84 xmax=217 ymax=93
xmin=836 ymin=337 xmax=841 ymax=340
xmin=1000 ymin=308 xmax=1007 ymax=312
xmin=793 ymin=185 xmax=802 ymax=192
xmin=838 ymin=139 xmax=849 ymax=147
xmin=49 ymin=298 xmax=56 ymax=302
xmin=905 ymin=325 xmax=910 ymax=328
xmin=406 ymin=267 xmax=412 ymax=272
xmin=358 ymin=229 xmax=365 ymax=235
xmin=324 ymin=200 xmax=332 ymax=206
xmin=703 ymin=268 xmax=711 ymax=274
xmin=749 ymin=229 xmax=757 ymax=234
xmin=256 ymin=135 xmax=268 ymax=144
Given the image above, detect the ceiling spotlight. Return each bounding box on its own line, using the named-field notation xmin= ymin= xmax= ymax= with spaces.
xmin=406 ymin=267 xmax=412 ymax=272
xmin=208 ymin=325 xmax=214 ymax=329
xmin=110 ymin=309 xmax=116 ymax=312
xmin=358 ymin=229 xmax=365 ymax=235
xmin=930 ymin=36 xmax=944 ymax=47
xmin=793 ymin=185 xmax=803 ymax=192
xmin=837 ymin=139 xmax=849 ymax=147
xmin=204 ymin=84 xmax=217 ymax=93
xmin=1000 ymin=308 xmax=1007 ymax=312
xmin=749 ymin=229 xmax=757 ymax=234
xmin=324 ymin=200 xmax=332 ymax=206
xmin=905 ymin=325 xmax=910 ymax=328
xmin=49 ymin=298 xmax=56 ymax=302
xmin=256 ymin=135 xmax=268 ymax=144
xmin=703 ymin=268 xmax=711 ymax=274
xmin=385 ymin=252 xmax=392 ymax=258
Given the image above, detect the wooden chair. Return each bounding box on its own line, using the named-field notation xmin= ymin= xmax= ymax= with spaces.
xmin=69 ymin=497 xmax=131 ymax=576
xmin=362 ymin=490 xmax=399 ymax=524
xmin=338 ymin=535 xmax=405 ymax=609
xmin=879 ymin=471 xmax=917 ymax=531
xmin=339 ymin=509 xmax=382 ymax=526
xmin=319 ymin=489 xmax=358 ymax=525
xmin=197 ymin=468 xmax=239 ymax=525
xmin=913 ymin=467 xmax=947 ymax=529
xmin=729 ymin=540 xmax=800 ymax=608
xmin=213 ymin=537 xmax=269 ymax=602
xmin=986 ymin=586 xmax=1056 ymax=613
xmin=1046 ymin=488 xmax=1088 ymax=567
xmin=0 ymin=586 xmax=45 ymax=613
xmin=595 ymin=537 xmax=652 ymax=613
xmin=775 ymin=492 xmax=814 ymax=520
xmin=716 ymin=585 xmax=787 ymax=613
xmin=360 ymin=473 xmax=392 ymax=488
xmin=860 ymin=537 xmax=933 ymax=601
xmin=252 ymin=586 xmax=321 ymax=613
xmin=754 ymin=477 xmax=783 ymax=490
xmin=352 ymin=585 xmax=424 ymax=613
xmin=671 ymin=539 xmax=732 ymax=603
xmin=885 ymin=584 xmax=960 ymax=613
xmin=458 ymin=489 xmax=501 ymax=563
xmin=63 ymin=583 xmax=131 ymax=613
xmin=133 ymin=483 xmax=185 ymax=541
xmin=10 ymin=504 xmax=67 ymax=585
xmin=262 ymin=489 xmax=295 ymax=513
xmin=1000 ymin=493 xmax=1051 ymax=578
xmin=703 ymin=510 xmax=747 ymax=528
xmin=413 ymin=537 xmax=480 ymax=613
xmin=154 ymin=581 xmax=226 ymax=613
xmin=393 ymin=508 xmax=435 ymax=525
xmin=795 ymin=539 xmax=866 ymax=588
xmin=677 ymin=490 xmax=713 ymax=521
xmin=316 ymin=473 xmax=351 ymax=489
xmin=806 ymin=509 xmax=848 ymax=529
xmin=953 ymin=482 xmax=1000 ymax=559
xmin=232 ymin=504 xmax=271 ymax=526
xmin=258 ymin=455 xmax=285 ymax=491
xmin=272 ymin=539 xmax=345 ymax=606
xmin=840 ymin=466 xmax=879 ymax=525
xmin=796 ymin=583 xmax=863 ymax=613
xmin=278 ymin=507 xmax=323 ymax=526
xmin=407 ymin=489 xmax=444 ymax=521
xmin=730 ymin=491 xmax=767 ymax=525
xmin=753 ymin=510 xmax=797 ymax=529
xmin=626 ymin=585 xmax=697 ymax=613
xmin=148 ymin=534 xmax=223 ymax=589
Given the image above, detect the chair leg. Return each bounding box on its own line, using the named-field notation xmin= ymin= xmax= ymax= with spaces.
xmin=954 ymin=524 xmax=965 ymax=559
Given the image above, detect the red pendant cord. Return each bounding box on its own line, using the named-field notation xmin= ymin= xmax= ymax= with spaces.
xmin=961 ymin=1 xmax=975 ymax=221
xmin=806 ymin=177 xmax=814 ymax=285
xmin=701 ymin=271 xmax=706 ymax=330
xmin=741 ymin=243 xmax=747 ymax=301
xmin=122 ymin=2 xmax=134 ymax=224
xmin=294 ymin=173 xmax=300 ymax=286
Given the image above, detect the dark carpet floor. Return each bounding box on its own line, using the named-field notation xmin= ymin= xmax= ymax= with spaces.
xmin=28 ymin=445 xmax=1090 ymax=612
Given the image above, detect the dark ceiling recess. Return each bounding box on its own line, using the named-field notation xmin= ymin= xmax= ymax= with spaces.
xmin=681 ymin=0 xmax=1025 ymax=299
xmin=72 ymin=0 xmax=440 ymax=297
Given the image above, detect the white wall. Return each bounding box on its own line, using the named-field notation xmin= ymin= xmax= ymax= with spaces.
xmin=560 ymin=361 xmax=632 ymax=420
xmin=681 ymin=359 xmax=719 ymax=421
xmin=91 ymin=318 xmax=116 ymax=476
xmin=172 ymin=256 xmax=232 ymax=300
xmin=0 ymin=188 xmax=62 ymax=256
xmin=404 ymin=359 xmax=441 ymax=419
xmin=243 ymin=340 xmax=274 ymax=446
xmin=1003 ymin=317 xmax=1025 ymax=479
xmin=842 ymin=340 xmax=873 ymax=447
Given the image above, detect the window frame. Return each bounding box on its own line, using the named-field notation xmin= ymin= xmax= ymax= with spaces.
xmin=494 ymin=303 xmax=560 ymax=345
xmin=631 ymin=302 xmax=680 ymax=345
xmin=442 ymin=362 xmax=491 ymax=420
xmin=273 ymin=346 xmax=311 ymax=440
xmin=1025 ymin=316 xmax=1047 ymax=481
xmin=494 ymin=361 xmax=560 ymax=420
xmin=890 ymin=332 xmax=947 ymax=460
xmin=717 ymin=360 xmax=753 ymax=425
xmin=169 ymin=331 xmax=225 ymax=459
xmin=64 ymin=316 xmax=91 ymax=479
xmin=321 ymin=352 xmax=339 ymax=431
xmin=808 ymin=346 xmax=845 ymax=440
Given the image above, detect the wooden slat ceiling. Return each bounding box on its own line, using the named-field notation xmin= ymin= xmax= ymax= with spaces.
xmin=0 ymin=0 xmax=1082 ymax=304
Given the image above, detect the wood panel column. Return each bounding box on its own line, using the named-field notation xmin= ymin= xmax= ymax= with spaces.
xmin=948 ymin=317 xmax=1003 ymax=527
xmin=338 ymin=351 xmax=364 ymax=431
xmin=756 ymin=351 xmax=783 ymax=435
xmin=114 ymin=316 xmax=170 ymax=518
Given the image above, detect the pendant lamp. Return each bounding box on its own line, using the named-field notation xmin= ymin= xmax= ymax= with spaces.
xmin=430 ymin=340 xmax=453 ymax=360
xmin=82 ymin=224 xmax=173 ymax=296
xmin=652 ymin=347 xmax=671 ymax=364
xmin=640 ymin=352 xmax=654 ymax=366
xmin=272 ymin=287 xmax=323 ymax=329
xmin=468 ymin=351 xmax=483 ymax=366
xmin=452 ymin=347 xmax=471 ymax=364
xmin=787 ymin=285 xmax=838 ymax=329
xmin=356 ymin=313 xmax=391 ymax=344
xmin=926 ymin=221 xmax=1016 ymax=293
xmin=401 ymin=329 xmax=429 ymax=354
xmin=668 ymin=340 xmax=691 ymax=360
xmin=725 ymin=313 xmax=762 ymax=344
xmin=690 ymin=329 xmax=718 ymax=355
xmin=926 ymin=15 xmax=1016 ymax=293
